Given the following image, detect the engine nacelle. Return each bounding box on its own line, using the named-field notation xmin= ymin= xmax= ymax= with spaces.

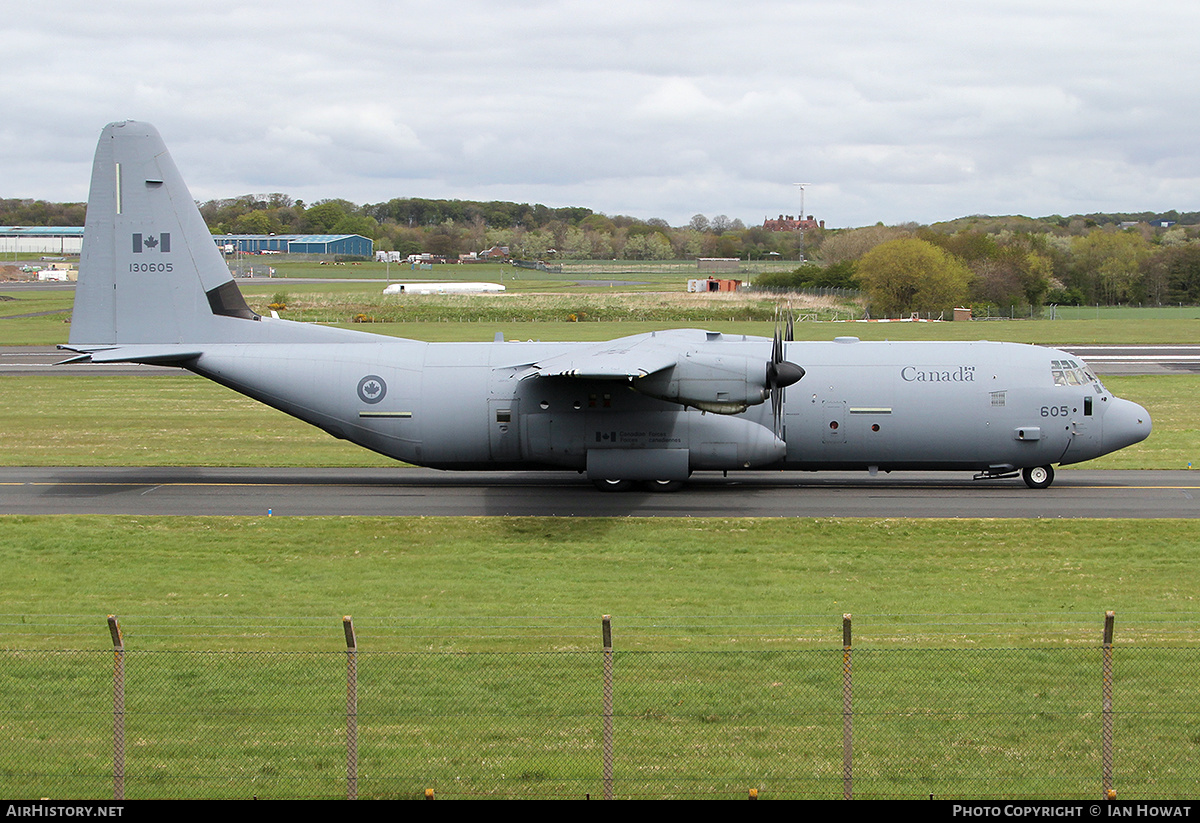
xmin=632 ymin=352 xmax=769 ymax=414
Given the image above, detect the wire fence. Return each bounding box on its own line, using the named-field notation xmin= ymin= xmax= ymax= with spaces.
xmin=2 ymin=613 xmax=1198 ymax=800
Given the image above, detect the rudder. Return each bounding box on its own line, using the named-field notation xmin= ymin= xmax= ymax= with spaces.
xmin=69 ymin=121 xmax=257 ymax=347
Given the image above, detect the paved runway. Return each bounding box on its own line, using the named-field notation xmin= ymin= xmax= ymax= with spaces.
xmin=2 ymin=467 xmax=1196 ymax=517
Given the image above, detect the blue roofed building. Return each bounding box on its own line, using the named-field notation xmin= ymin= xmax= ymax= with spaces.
xmin=213 ymin=234 xmax=373 ymax=257
xmin=2 ymin=228 xmax=372 ymax=259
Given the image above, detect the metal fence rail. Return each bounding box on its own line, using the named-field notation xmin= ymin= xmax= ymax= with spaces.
xmin=1 ymin=613 xmax=1197 ymax=800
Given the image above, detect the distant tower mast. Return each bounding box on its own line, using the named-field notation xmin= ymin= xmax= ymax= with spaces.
xmin=793 ymin=183 xmax=813 ymax=261
xmin=793 ymin=182 xmax=812 ymax=220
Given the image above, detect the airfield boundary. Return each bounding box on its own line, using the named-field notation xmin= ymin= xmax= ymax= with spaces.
xmin=3 ymin=614 xmax=1197 ymax=800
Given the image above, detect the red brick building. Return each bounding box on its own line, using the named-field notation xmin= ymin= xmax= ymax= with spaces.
xmin=763 ymin=214 xmax=823 ymax=231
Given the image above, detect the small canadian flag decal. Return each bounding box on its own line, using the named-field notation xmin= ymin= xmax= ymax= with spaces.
xmin=132 ymin=233 xmax=171 ymax=253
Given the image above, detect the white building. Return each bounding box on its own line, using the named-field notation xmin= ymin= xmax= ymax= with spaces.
xmin=0 ymin=227 xmax=85 ymax=256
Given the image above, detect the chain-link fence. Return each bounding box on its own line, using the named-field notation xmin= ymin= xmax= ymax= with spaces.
xmin=2 ymin=614 xmax=1198 ymax=800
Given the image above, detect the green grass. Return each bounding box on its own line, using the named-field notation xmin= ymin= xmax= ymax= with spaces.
xmin=234 ymin=257 xmax=801 ymax=284
xmin=1050 ymin=304 xmax=1200 ymax=321
xmin=0 ymin=290 xmax=74 ymax=345
xmin=0 ymin=374 xmax=397 ymax=467
xmin=0 ymin=290 xmax=73 ymax=319
xmin=2 ymin=517 xmax=1198 ymax=798
xmin=1095 ymin=375 xmax=1198 ymax=469
xmin=5 ymin=281 xmax=1200 ymax=345
xmin=3 ymin=516 xmax=1198 ymax=651
xmin=251 ymin=289 xmax=816 ymax=325
xmin=309 ymin=316 xmax=1200 ymax=345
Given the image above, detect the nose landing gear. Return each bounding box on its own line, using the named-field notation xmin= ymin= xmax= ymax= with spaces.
xmin=1022 ymin=465 xmax=1055 ymax=489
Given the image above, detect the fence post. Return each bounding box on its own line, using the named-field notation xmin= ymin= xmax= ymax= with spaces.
xmin=602 ymin=615 xmax=614 ymax=800
xmin=842 ymin=614 xmax=853 ymax=800
xmin=344 ymin=615 xmax=358 ymax=801
xmin=1102 ymin=611 xmax=1115 ymax=800
xmin=107 ymin=615 xmax=124 ymax=801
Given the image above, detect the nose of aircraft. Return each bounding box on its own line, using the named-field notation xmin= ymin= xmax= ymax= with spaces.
xmin=1104 ymin=397 xmax=1152 ymax=454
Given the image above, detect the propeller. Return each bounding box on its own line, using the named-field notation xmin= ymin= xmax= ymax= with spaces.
xmin=768 ymin=306 xmax=804 ymax=439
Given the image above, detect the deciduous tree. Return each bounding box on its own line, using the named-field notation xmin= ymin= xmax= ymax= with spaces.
xmin=856 ymin=238 xmax=971 ymax=316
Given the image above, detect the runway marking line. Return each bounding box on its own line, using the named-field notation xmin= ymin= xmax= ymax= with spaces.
xmin=5 ymin=482 xmax=1200 ymax=490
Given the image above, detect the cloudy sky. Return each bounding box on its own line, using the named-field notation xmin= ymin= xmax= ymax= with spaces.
xmin=6 ymin=1 xmax=1200 ymax=228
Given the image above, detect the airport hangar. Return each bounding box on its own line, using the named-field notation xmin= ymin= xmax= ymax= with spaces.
xmin=1 ymin=226 xmax=85 ymax=255
xmin=215 ymin=233 xmax=373 ymax=256
xmin=2 ymin=227 xmax=372 ymax=258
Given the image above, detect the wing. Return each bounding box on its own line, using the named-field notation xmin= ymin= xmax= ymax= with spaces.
xmin=525 ymin=330 xmax=697 ymax=380
xmin=521 ymin=329 xmax=804 ymax=417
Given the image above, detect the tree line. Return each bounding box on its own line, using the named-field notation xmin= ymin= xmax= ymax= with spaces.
xmin=757 ymin=222 xmax=1200 ymax=315
xmin=0 ymin=198 xmax=87 ymax=227
xmin=5 ymin=194 xmax=1200 ymax=309
xmin=196 ymin=195 xmax=809 ymax=262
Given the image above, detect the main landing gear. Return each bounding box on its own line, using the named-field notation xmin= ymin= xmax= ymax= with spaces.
xmin=592 ymin=479 xmax=684 ymax=493
xmin=1021 ymin=465 xmax=1055 ymax=489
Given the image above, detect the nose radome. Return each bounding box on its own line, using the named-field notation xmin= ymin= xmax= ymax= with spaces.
xmin=1104 ymin=398 xmax=1152 ymax=454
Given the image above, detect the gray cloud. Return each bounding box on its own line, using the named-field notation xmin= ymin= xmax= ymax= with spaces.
xmin=5 ymin=0 xmax=1200 ymax=227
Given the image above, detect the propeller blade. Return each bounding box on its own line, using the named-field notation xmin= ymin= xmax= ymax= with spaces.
xmin=769 ymin=305 xmax=803 ymax=440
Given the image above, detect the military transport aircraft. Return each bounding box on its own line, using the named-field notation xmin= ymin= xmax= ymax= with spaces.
xmin=59 ymin=121 xmax=1151 ymax=491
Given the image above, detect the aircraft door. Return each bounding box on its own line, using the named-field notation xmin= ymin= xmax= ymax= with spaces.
xmin=822 ymin=400 xmax=846 ymax=444
xmin=488 ymin=398 xmax=521 ymax=461
xmin=1060 ymin=391 xmax=1101 ymax=463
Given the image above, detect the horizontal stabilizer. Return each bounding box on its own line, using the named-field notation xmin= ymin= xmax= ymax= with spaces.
xmin=56 ymin=344 xmax=203 ymax=365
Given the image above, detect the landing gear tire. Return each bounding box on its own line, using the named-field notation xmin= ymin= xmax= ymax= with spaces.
xmin=640 ymin=479 xmax=684 ymax=493
xmin=1022 ymin=465 xmax=1055 ymax=489
xmin=593 ymin=478 xmax=635 ymax=492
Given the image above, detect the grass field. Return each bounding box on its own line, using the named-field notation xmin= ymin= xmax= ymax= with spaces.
xmin=2 ymin=278 xmax=1199 ymax=798
xmin=3 ymin=517 xmax=1197 ymax=798
xmin=3 ymin=516 xmax=1198 ymax=651
xmin=5 ymin=277 xmax=1200 ymax=345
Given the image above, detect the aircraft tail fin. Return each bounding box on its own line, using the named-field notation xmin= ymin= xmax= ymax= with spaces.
xmin=68 ymin=121 xmax=260 ymax=348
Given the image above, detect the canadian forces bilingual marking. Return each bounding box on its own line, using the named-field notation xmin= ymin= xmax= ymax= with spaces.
xmin=952 ymin=806 xmax=1192 ymax=818
xmin=901 ymin=365 xmax=976 ymax=383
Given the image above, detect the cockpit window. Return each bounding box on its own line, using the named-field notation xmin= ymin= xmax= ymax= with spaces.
xmin=1051 ymin=359 xmax=1106 ymax=393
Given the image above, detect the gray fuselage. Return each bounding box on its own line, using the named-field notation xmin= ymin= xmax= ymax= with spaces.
xmin=187 ymin=326 xmax=1147 ymax=477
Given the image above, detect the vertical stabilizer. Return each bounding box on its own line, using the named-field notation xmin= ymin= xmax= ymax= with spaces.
xmin=69 ymin=121 xmax=257 ymax=347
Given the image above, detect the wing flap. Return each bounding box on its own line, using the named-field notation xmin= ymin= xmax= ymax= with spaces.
xmin=527 ymin=333 xmax=684 ymax=380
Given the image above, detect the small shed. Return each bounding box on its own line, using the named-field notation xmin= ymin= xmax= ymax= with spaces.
xmin=688 ymin=277 xmax=741 ymax=293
